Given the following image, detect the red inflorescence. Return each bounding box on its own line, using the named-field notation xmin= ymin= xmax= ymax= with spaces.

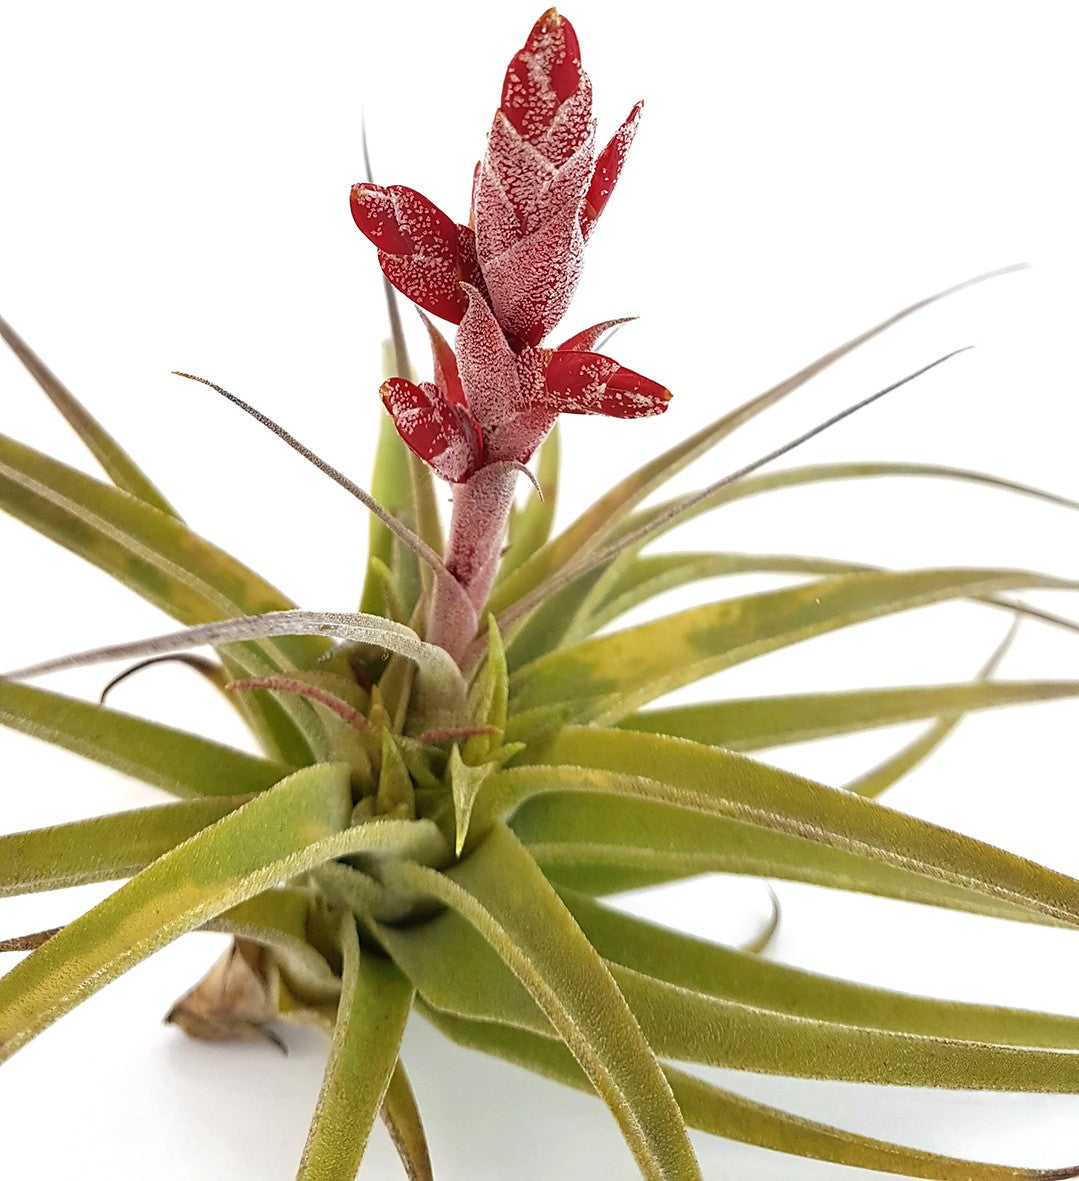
xmin=352 ymin=9 xmax=669 ymax=484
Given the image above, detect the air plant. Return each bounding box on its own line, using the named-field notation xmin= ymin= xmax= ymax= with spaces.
xmin=4 ymin=8 xmax=1079 ymax=1179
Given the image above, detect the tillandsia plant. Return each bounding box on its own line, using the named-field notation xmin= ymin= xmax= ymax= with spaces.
xmin=5 ymin=8 xmax=1079 ymax=1180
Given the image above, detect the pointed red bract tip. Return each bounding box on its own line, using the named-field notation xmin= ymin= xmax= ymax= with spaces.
xmin=419 ymin=312 xmax=467 ymax=408
xmin=557 ymin=317 xmax=637 ymax=353
xmin=500 ymin=8 xmax=585 ymax=146
xmin=581 ymin=101 xmax=643 ymax=238
xmin=545 ymin=349 xmax=671 ymax=418
xmin=349 ymin=183 xmax=470 ymax=323
xmin=380 ymin=377 xmax=482 ymax=483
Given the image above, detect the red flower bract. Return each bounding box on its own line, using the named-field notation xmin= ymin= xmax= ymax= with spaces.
xmin=353 ymin=8 xmax=669 ymax=489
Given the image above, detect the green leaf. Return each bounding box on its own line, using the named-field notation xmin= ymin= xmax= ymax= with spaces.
xmin=620 ymin=680 xmax=1079 ymax=752
xmin=1 ymin=315 xmax=179 ymax=516
xmin=361 ymin=412 xmax=420 ymax=618
xmin=466 ymin=616 xmax=509 ymax=739
xmin=0 ymin=429 xmax=330 ymax=760
xmin=378 ymin=875 xmax=1079 ymax=1092
xmin=617 ymin=458 xmax=1079 ymax=567
xmin=498 ymin=425 xmax=560 ymax=583
xmin=379 ymin=1060 xmax=434 ymax=1181
xmin=0 ymin=797 xmax=249 ymax=895
xmin=844 ymin=715 xmax=955 ymax=798
xmin=0 ymin=763 xmax=445 ymax=1060
xmin=383 ymin=824 xmax=703 ymax=1181
xmin=487 ymin=268 xmax=1026 ymax=618
xmin=514 ymin=792 xmax=1055 ymax=921
xmin=3 ymin=608 xmax=469 ymax=734
xmin=448 ymin=746 xmax=492 ymax=857
xmin=515 ymin=728 xmax=1079 ymax=930
xmin=0 ymin=432 xmax=326 ymax=663
xmin=206 ymin=889 xmax=342 ymax=1005
xmin=510 ymin=567 xmax=1078 ymax=724
xmin=561 ymin=888 xmax=1079 ymax=1051
xmin=296 ymin=913 xmax=414 ymax=1181
xmin=420 ymin=1003 xmax=1079 ymax=1181
xmin=563 ymin=551 xmax=863 ymax=649
xmin=842 ymin=618 xmax=1020 ymax=798
xmin=377 ymin=730 xmax=416 ymax=819
xmin=0 ymin=679 xmax=290 ymax=798
xmin=526 ymin=454 xmax=1079 ymax=657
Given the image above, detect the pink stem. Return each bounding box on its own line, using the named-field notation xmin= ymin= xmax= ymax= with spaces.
xmin=445 ymin=464 xmax=519 ymax=609
xmin=427 ymin=464 xmax=518 ymax=660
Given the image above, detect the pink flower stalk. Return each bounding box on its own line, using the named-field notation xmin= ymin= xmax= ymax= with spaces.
xmin=351 ymin=9 xmax=669 ymax=654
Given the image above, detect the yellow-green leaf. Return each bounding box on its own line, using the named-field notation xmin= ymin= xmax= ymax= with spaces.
xmin=1 ymin=314 xmax=179 ymax=517
xmin=297 ymin=913 xmax=414 ymax=1181
xmin=518 ymin=729 xmax=1079 ymax=930
xmin=383 ymin=824 xmax=703 ymax=1181
xmin=621 ymin=680 xmax=1079 ymax=752
xmin=510 ymin=567 xmax=1078 ymax=723
xmin=420 ymin=1002 xmax=1077 ymax=1181
xmin=514 ymin=791 xmax=1054 ymax=921
xmin=0 ymin=679 xmax=290 ymax=798
xmin=0 ymin=797 xmax=250 ymax=895
xmin=0 ymin=764 xmax=443 ymax=1059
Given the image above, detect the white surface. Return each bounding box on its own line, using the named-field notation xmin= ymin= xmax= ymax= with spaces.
xmin=2 ymin=1 xmax=1079 ymax=1177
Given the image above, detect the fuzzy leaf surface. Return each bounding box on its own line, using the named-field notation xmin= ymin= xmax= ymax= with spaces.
xmin=420 ymin=1002 xmax=1078 ymax=1181
xmin=297 ymin=915 xmax=414 ymax=1181
xmin=0 ymin=764 xmax=444 ymax=1059
xmin=383 ymin=824 xmax=703 ymax=1181
xmin=510 ymin=568 xmax=1077 ymax=723
xmin=0 ymin=680 xmax=290 ymax=798
xmin=513 ymin=729 xmax=1079 ymax=930
xmin=0 ymin=797 xmax=250 ymax=895
xmin=377 ymin=881 xmax=1079 ymax=1090
xmin=0 ymin=431 xmax=328 ymax=759
xmin=379 ymin=1060 xmax=434 ymax=1181
xmin=514 ymin=791 xmax=1059 ymax=919
xmin=562 ymin=889 xmax=1079 ymax=1050
xmin=621 ymin=680 xmax=1079 ymax=752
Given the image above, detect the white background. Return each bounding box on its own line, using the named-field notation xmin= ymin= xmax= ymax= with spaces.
xmin=3 ymin=1 xmax=1079 ymax=1177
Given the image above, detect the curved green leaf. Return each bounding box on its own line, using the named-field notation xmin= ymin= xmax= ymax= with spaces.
xmin=297 ymin=914 xmax=414 ymax=1181
xmin=0 ymin=679 xmax=290 ymax=798
xmin=514 ymin=792 xmax=1055 ymax=921
xmin=563 ymin=551 xmax=861 ymax=649
xmin=562 ymin=889 xmax=1079 ymax=1051
xmin=379 ymin=1060 xmax=434 ymax=1181
xmin=514 ymin=729 xmax=1079 ymax=930
xmin=0 ymin=432 xmax=325 ymax=663
xmin=3 ymin=608 xmax=469 ymax=733
xmin=621 ymin=680 xmax=1079 ymax=752
xmin=487 ymin=268 xmax=1026 ymax=618
xmin=510 ymin=567 xmax=1078 ymax=724
xmin=420 ymin=1002 xmax=1079 ymax=1181
xmin=841 ymin=618 xmax=1019 ymax=798
xmin=1 ymin=314 xmax=178 ymax=516
xmin=616 ymin=458 xmax=1079 ymax=573
xmin=383 ymin=824 xmax=703 ymax=1181
xmin=523 ymin=454 xmax=1079 ymax=659
xmin=845 ymin=715 xmax=956 ymax=799
xmin=379 ymin=880 xmax=1079 ymax=1092
xmin=0 ymin=764 xmax=445 ymax=1060
xmin=0 ymin=796 xmax=250 ymax=895
xmin=0 ymin=430 xmax=330 ymax=760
